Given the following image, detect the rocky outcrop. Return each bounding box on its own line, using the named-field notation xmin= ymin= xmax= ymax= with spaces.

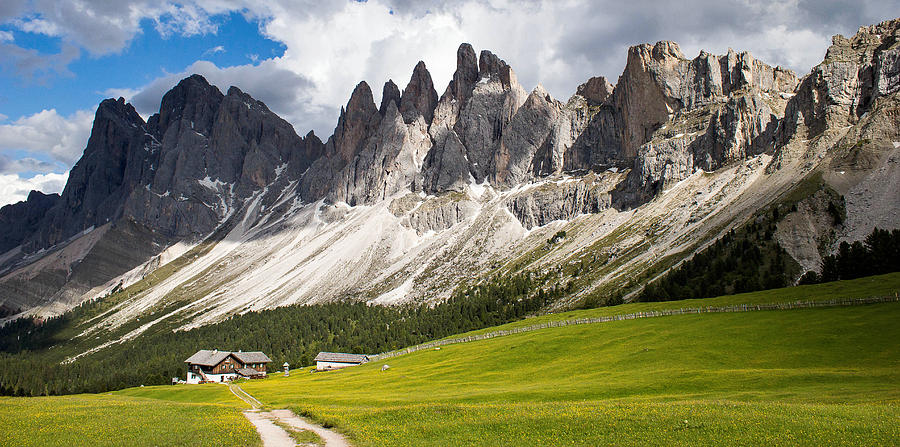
xmin=779 ymin=19 xmax=900 ymax=146
xmin=0 ymin=191 xmax=59 ymax=254
xmin=424 ymin=45 xmax=529 ymax=192
xmin=399 ymin=61 xmax=439 ymax=124
xmin=30 ymin=97 xmax=153 ymax=250
xmin=389 ymin=191 xmax=480 ymax=234
xmin=329 ymin=101 xmax=431 ymax=205
xmin=379 ymin=80 xmax=401 ymax=116
xmin=611 ymin=41 xmax=799 ymax=206
xmin=494 ymin=85 xmax=562 ymax=185
xmin=301 ymin=82 xmax=382 ymax=202
xmin=576 ymin=76 xmax=614 ymax=105
xmin=506 ymin=174 xmax=619 ymax=229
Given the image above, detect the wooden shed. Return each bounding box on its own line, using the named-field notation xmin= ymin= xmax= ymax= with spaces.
xmin=314 ymin=352 xmax=370 ymax=371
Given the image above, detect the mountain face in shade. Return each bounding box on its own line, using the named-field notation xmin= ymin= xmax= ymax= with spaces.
xmin=1 ymin=18 xmax=898 ymax=336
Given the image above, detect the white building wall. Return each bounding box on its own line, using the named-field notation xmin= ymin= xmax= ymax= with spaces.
xmin=186 ymin=371 xmax=238 ymax=383
xmin=316 ymin=361 xmax=363 ymax=371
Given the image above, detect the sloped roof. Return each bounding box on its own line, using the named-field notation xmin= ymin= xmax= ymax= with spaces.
xmin=236 ymin=368 xmax=264 ymax=377
xmin=233 ymin=351 xmax=272 ymax=364
xmin=184 ymin=350 xmax=232 ymax=366
xmin=185 ymin=350 xmax=271 ymax=366
xmin=314 ymin=352 xmax=369 ymax=364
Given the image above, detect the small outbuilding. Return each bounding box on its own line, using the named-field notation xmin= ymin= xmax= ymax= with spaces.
xmin=184 ymin=349 xmax=272 ymax=383
xmin=314 ymin=352 xmax=370 ymax=371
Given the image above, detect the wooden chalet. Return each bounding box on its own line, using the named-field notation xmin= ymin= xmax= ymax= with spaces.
xmin=314 ymin=352 xmax=370 ymax=371
xmin=184 ymin=349 xmax=272 ymax=383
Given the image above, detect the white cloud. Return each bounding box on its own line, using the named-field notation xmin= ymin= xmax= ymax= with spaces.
xmin=0 ymin=41 xmax=79 ymax=82
xmin=121 ymin=0 xmax=898 ymax=137
xmin=0 ymin=30 xmax=13 ymax=42
xmin=9 ymin=0 xmax=900 ymax=138
xmin=0 ymin=108 xmax=95 ymax=165
xmin=13 ymin=0 xmax=225 ymax=56
xmin=0 ymin=155 xmax=59 ymax=174
xmin=202 ymin=45 xmax=226 ymax=57
xmin=0 ymin=171 xmax=68 ymax=207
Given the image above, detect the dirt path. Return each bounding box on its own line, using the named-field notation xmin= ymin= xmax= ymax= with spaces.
xmin=232 ymin=384 xmax=351 ymax=447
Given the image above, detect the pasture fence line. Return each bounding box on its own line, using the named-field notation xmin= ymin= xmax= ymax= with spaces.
xmin=368 ymin=294 xmax=900 ymax=361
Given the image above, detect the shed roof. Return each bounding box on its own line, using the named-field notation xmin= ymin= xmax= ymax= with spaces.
xmin=236 ymin=368 xmax=264 ymax=377
xmin=314 ymin=352 xmax=369 ymax=364
xmin=184 ymin=350 xmax=271 ymax=366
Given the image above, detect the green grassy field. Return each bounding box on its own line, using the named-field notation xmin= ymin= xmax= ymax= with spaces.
xmin=3 ymin=274 xmax=899 ymax=446
xmin=0 ymin=384 xmax=260 ymax=447
xmin=238 ymin=285 xmax=900 ymax=446
xmin=455 ymin=272 xmax=900 ymax=337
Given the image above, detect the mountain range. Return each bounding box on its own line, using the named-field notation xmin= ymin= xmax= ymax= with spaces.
xmin=1 ymin=18 xmax=898 ymax=351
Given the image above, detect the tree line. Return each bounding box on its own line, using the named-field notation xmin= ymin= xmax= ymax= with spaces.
xmin=0 ymin=270 xmax=568 ymax=396
xmin=799 ymin=228 xmax=900 ymax=284
xmin=637 ymin=208 xmax=799 ymax=302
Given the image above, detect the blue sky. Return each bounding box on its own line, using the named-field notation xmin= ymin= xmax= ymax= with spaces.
xmin=1 ymin=12 xmax=284 ymax=121
xmin=0 ymin=0 xmax=897 ymax=206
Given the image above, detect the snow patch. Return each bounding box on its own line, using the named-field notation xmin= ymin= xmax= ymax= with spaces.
xmin=198 ymin=177 xmax=227 ymax=190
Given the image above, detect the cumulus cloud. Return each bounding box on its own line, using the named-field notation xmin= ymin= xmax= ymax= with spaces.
xmin=0 ymin=171 xmax=68 ymax=207
xmin=11 ymin=1 xmax=224 ymax=56
xmin=0 ymin=108 xmax=95 ymax=166
xmin=0 ymin=155 xmax=58 ymax=174
xmin=0 ymin=41 xmax=79 ymax=83
xmin=8 ymin=0 xmax=900 ymax=137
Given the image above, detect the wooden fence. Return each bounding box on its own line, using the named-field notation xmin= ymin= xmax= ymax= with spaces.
xmin=368 ymin=294 xmax=900 ymax=362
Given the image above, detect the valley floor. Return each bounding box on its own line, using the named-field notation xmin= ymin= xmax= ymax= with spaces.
xmin=2 ymin=274 xmax=899 ymax=446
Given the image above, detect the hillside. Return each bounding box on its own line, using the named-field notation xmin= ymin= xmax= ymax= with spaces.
xmin=242 ymin=298 xmax=900 ymax=446
xmin=0 ymin=18 xmax=897 ymax=351
xmin=3 ymin=276 xmax=896 ymax=446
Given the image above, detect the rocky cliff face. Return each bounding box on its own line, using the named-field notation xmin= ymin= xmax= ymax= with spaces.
xmin=0 ymin=191 xmax=58 ymax=254
xmin=1 ymin=75 xmax=323 ymax=314
xmin=2 ymin=18 xmax=898 ymax=324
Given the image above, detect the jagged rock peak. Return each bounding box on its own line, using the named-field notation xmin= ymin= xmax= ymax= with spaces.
xmin=529 ymin=83 xmax=551 ymax=102
xmin=444 ymin=43 xmax=479 ymax=102
xmin=399 ymin=60 xmax=439 ymax=124
xmin=332 ymin=81 xmax=379 ymax=163
xmin=576 ymin=76 xmax=615 ymax=105
xmin=380 ymin=80 xmax=401 ymax=115
xmin=156 ymin=74 xmax=224 ymax=135
xmin=97 ymin=97 xmax=144 ymax=127
xmin=478 ymin=49 xmax=517 ymax=89
xmin=345 ymin=81 xmax=378 ymax=117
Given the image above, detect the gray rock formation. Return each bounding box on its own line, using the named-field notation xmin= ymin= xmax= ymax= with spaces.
xmin=506 ymin=174 xmax=617 ymax=229
xmin=380 ymin=80 xmax=401 ymax=116
xmin=29 ymin=97 xmax=153 ymax=251
xmin=5 ymin=19 xmax=898 ymax=319
xmin=2 ymin=75 xmax=323 ymax=314
xmin=779 ymin=19 xmax=900 ymax=147
xmin=399 ymin=61 xmax=439 ymax=124
xmin=611 ymin=41 xmax=799 ymax=206
xmin=0 ymin=191 xmax=59 ymax=254
xmin=576 ymin=76 xmax=614 ymax=105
